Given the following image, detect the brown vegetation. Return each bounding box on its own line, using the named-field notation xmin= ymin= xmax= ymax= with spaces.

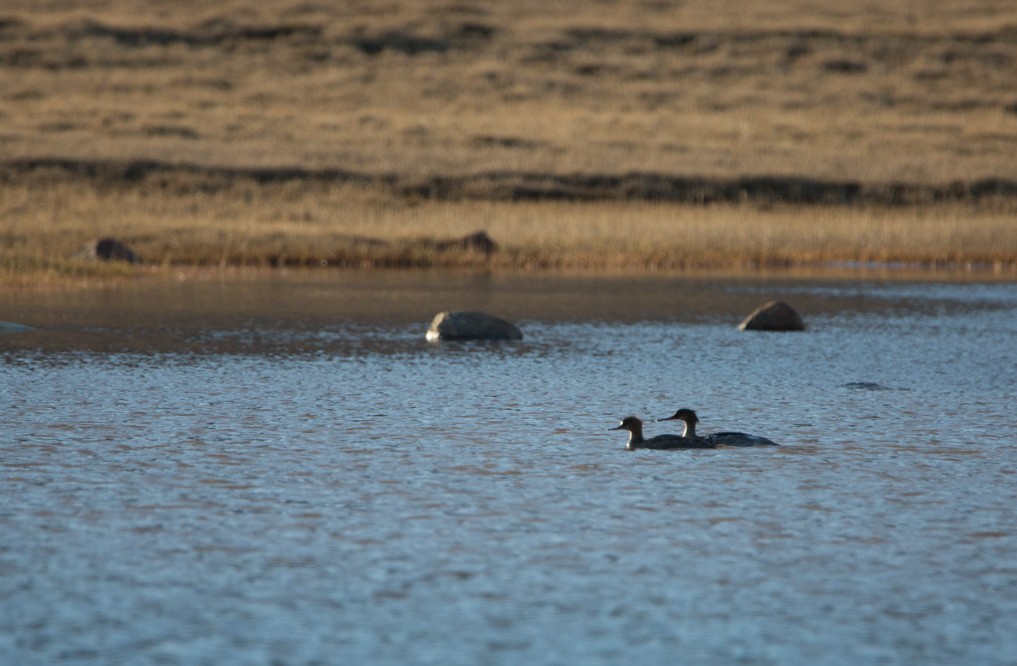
xmin=2 ymin=0 xmax=1017 ymax=283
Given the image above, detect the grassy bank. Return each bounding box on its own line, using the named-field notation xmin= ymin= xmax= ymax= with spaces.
xmin=3 ymin=175 xmax=1014 ymax=284
xmin=2 ymin=0 xmax=1017 ymax=284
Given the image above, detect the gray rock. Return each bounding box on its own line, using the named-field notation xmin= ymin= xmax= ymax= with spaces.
xmin=738 ymin=300 xmax=805 ymax=331
xmin=426 ymin=311 xmax=523 ymax=341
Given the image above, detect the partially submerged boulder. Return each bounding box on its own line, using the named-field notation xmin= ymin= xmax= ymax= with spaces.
xmin=426 ymin=310 xmax=523 ymax=341
xmin=738 ymin=300 xmax=805 ymax=332
xmin=0 ymin=321 xmax=31 ymax=334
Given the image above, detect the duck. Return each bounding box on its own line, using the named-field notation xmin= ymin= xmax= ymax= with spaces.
xmin=656 ymin=408 xmax=779 ymax=447
xmin=610 ymin=416 xmax=717 ymax=451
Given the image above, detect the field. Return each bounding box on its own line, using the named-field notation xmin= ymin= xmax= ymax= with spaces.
xmin=2 ymin=0 xmax=1017 ymax=283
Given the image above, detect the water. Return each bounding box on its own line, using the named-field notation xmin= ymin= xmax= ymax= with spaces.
xmin=1 ymin=272 xmax=1015 ymax=664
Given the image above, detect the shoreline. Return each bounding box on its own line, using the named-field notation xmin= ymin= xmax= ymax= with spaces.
xmin=3 ymin=260 xmax=1015 ymax=294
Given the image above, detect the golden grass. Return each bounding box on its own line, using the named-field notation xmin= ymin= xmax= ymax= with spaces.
xmin=3 ymin=0 xmax=1017 ymax=285
xmin=3 ymin=177 xmax=1014 ymax=284
xmin=3 ymin=0 xmax=1017 ymax=182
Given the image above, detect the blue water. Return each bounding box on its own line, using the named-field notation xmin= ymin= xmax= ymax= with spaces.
xmin=1 ymin=273 xmax=1015 ymax=664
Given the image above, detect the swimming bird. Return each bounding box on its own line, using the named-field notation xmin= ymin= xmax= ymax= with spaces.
xmin=656 ymin=408 xmax=779 ymax=447
xmin=610 ymin=416 xmax=717 ymax=451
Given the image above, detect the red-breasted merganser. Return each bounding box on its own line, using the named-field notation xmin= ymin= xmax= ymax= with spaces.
xmin=657 ymin=408 xmax=779 ymax=447
xmin=610 ymin=416 xmax=717 ymax=451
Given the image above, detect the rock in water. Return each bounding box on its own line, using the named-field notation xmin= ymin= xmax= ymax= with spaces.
xmin=426 ymin=311 xmax=523 ymax=341
xmin=0 ymin=321 xmax=31 ymax=334
xmin=738 ymin=300 xmax=805 ymax=331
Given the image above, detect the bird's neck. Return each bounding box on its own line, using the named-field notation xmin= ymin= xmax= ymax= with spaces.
xmin=681 ymin=420 xmax=698 ymax=437
xmin=626 ymin=424 xmax=645 ymax=449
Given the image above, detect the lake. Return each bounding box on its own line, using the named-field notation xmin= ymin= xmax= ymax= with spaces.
xmin=1 ymin=271 xmax=1015 ymax=664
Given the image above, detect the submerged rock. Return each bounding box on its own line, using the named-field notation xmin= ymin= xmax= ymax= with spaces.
xmin=426 ymin=310 xmax=523 ymax=341
xmin=738 ymin=300 xmax=805 ymax=332
xmin=0 ymin=321 xmax=31 ymax=334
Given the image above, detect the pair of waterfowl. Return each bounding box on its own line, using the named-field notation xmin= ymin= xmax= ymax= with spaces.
xmin=611 ymin=409 xmax=779 ymax=450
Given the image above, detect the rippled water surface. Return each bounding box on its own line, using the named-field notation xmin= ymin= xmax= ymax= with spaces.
xmin=2 ymin=272 xmax=1015 ymax=664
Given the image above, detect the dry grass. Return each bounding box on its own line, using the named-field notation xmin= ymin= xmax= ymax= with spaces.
xmin=3 ymin=177 xmax=1014 ymax=282
xmin=2 ymin=0 xmax=1017 ymax=284
xmin=3 ymin=0 xmax=1016 ymax=181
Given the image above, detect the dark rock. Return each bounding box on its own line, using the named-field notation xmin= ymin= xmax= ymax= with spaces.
xmin=426 ymin=311 xmax=522 ymax=341
xmin=738 ymin=300 xmax=805 ymax=332
xmin=432 ymin=229 xmax=498 ymax=255
xmin=81 ymin=237 xmax=142 ymax=263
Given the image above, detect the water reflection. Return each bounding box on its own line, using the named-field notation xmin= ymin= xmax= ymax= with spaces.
xmin=2 ymin=271 xmax=1014 ymax=357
